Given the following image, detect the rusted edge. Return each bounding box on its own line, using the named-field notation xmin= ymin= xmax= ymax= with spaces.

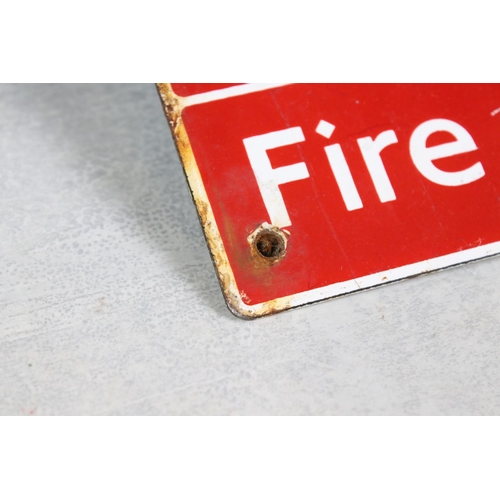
xmin=156 ymin=84 xmax=292 ymax=319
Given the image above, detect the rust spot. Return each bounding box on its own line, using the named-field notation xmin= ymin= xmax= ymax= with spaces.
xmin=248 ymin=223 xmax=289 ymax=267
xmin=156 ymin=83 xmax=183 ymax=131
xmin=256 ymin=231 xmax=285 ymax=258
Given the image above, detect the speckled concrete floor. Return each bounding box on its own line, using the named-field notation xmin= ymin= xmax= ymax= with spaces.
xmin=1 ymin=83 xmax=499 ymax=415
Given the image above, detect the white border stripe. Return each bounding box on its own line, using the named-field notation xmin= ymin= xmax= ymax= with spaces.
xmin=286 ymin=241 xmax=500 ymax=308
xmin=182 ymin=83 xmax=293 ymax=107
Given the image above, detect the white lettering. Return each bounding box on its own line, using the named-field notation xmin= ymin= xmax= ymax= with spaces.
xmin=325 ymin=144 xmax=363 ymax=211
xmin=357 ymin=130 xmax=398 ymax=202
xmin=243 ymin=127 xmax=309 ymax=227
xmin=409 ymin=118 xmax=484 ymax=186
xmin=316 ymin=119 xmax=335 ymax=139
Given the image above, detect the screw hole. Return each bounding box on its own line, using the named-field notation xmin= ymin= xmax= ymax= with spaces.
xmin=255 ymin=230 xmax=286 ymax=259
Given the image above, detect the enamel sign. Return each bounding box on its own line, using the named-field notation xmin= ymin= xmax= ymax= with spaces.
xmin=158 ymin=83 xmax=500 ymax=319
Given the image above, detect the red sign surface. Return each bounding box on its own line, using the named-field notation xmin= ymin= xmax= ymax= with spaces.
xmin=159 ymin=84 xmax=500 ymax=318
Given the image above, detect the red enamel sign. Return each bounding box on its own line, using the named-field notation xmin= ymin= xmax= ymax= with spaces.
xmin=158 ymin=84 xmax=500 ymax=318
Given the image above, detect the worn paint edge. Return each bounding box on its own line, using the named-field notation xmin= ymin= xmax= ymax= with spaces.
xmin=157 ymin=83 xmax=291 ymax=319
xmin=158 ymin=83 xmax=500 ymax=319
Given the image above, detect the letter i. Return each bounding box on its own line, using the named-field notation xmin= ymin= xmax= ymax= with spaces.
xmin=316 ymin=120 xmax=363 ymax=211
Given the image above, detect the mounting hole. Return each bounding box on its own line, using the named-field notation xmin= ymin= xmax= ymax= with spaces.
xmin=254 ymin=230 xmax=286 ymax=260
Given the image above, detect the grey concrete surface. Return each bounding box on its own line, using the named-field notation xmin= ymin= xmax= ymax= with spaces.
xmin=1 ymin=83 xmax=499 ymax=415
